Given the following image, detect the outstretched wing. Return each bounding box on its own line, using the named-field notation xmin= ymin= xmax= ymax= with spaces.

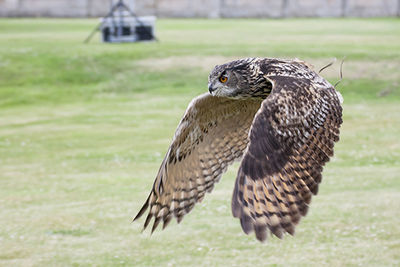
xmin=134 ymin=93 xmax=263 ymax=232
xmin=232 ymin=75 xmax=343 ymax=242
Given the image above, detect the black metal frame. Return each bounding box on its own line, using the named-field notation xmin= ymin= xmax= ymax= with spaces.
xmin=84 ymin=0 xmax=157 ymax=43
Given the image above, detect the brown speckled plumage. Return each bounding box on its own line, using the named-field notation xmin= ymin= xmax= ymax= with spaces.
xmin=134 ymin=57 xmax=343 ymax=242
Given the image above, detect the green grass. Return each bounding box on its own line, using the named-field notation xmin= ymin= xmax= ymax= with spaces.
xmin=0 ymin=18 xmax=399 ymax=266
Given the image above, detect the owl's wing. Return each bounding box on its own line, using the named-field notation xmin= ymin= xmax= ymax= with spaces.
xmin=232 ymin=76 xmax=343 ymax=242
xmin=134 ymin=93 xmax=263 ymax=232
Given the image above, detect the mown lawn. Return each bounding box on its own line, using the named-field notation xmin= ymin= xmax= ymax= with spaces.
xmin=0 ymin=18 xmax=399 ymax=266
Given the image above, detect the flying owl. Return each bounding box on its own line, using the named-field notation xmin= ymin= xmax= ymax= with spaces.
xmin=133 ymin=57 xmax=343 ymax=242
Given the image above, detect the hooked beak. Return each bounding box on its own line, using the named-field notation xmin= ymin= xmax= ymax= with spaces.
xmin=208 ymin=83 xmax=215 ymax=95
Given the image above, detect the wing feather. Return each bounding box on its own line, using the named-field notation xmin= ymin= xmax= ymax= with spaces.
xmin=232 ymin=75 xmax=343 ymax=242
xmin=134 ymin=93 xmax=263 ymax=232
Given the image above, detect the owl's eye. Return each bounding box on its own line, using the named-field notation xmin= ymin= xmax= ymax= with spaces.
xmin=219 ymin=76 xmax=228 ymax=83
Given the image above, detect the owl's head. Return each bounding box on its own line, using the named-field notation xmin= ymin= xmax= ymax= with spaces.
xmin=208 ymin=58 xmax=272 ymax=98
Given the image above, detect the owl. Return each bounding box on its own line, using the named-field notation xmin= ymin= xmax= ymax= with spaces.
xmin=133 ymin=57 xmax=343 ymax=242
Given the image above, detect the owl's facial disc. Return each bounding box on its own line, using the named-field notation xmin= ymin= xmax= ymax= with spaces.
xmin=208 ymin=68 xmax=243 ymax=97
xmin=208 ymin=59 xmax=257 ymax=98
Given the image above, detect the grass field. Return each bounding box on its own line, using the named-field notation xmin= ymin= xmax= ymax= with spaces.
xmin=0 ymin=18 xmax=399 ymax=266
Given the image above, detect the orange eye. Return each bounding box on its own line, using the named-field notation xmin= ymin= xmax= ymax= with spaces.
xmin=219 ymin=76 xmax=228 ymax=83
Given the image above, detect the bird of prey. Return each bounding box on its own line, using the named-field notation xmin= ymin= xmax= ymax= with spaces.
xmin=134 ymin=57 xmax=343 ymax=242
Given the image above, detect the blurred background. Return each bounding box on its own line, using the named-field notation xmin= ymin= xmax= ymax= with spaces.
xmin=1 ymin=0 xmax=399 ymax=17
xmin=0 ymin=1 xmax=399 ymax=266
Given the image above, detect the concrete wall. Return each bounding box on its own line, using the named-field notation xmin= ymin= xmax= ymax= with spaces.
xmin=284 ymin=0 xmax=344 ymax=17
xmin=0 ymin=0 xmax=399 ymax=17
xmin=343 ymin=0 xmax=399 ymax=17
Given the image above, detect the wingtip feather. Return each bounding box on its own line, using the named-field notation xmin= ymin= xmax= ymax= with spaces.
xmin=133 ymin=194 xmax=151 ymax=222
xmin=254 ymin=224 xmax=268 ymax=242
xmin=143 ymin=213 xmax=153 ymax=231
xmin=240 ymin=214 xmax=254 ymax=234
xmin=151 ymin=217 xmax=161 ymax=234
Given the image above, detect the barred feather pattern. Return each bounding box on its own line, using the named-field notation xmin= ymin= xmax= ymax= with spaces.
xmin=134 ymin=93 xmax=263 ymax=232
xmin=134 ymin=57 xmax=343 ymax=242
xmin=231 ymin=75 xmax=343 ymax=242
